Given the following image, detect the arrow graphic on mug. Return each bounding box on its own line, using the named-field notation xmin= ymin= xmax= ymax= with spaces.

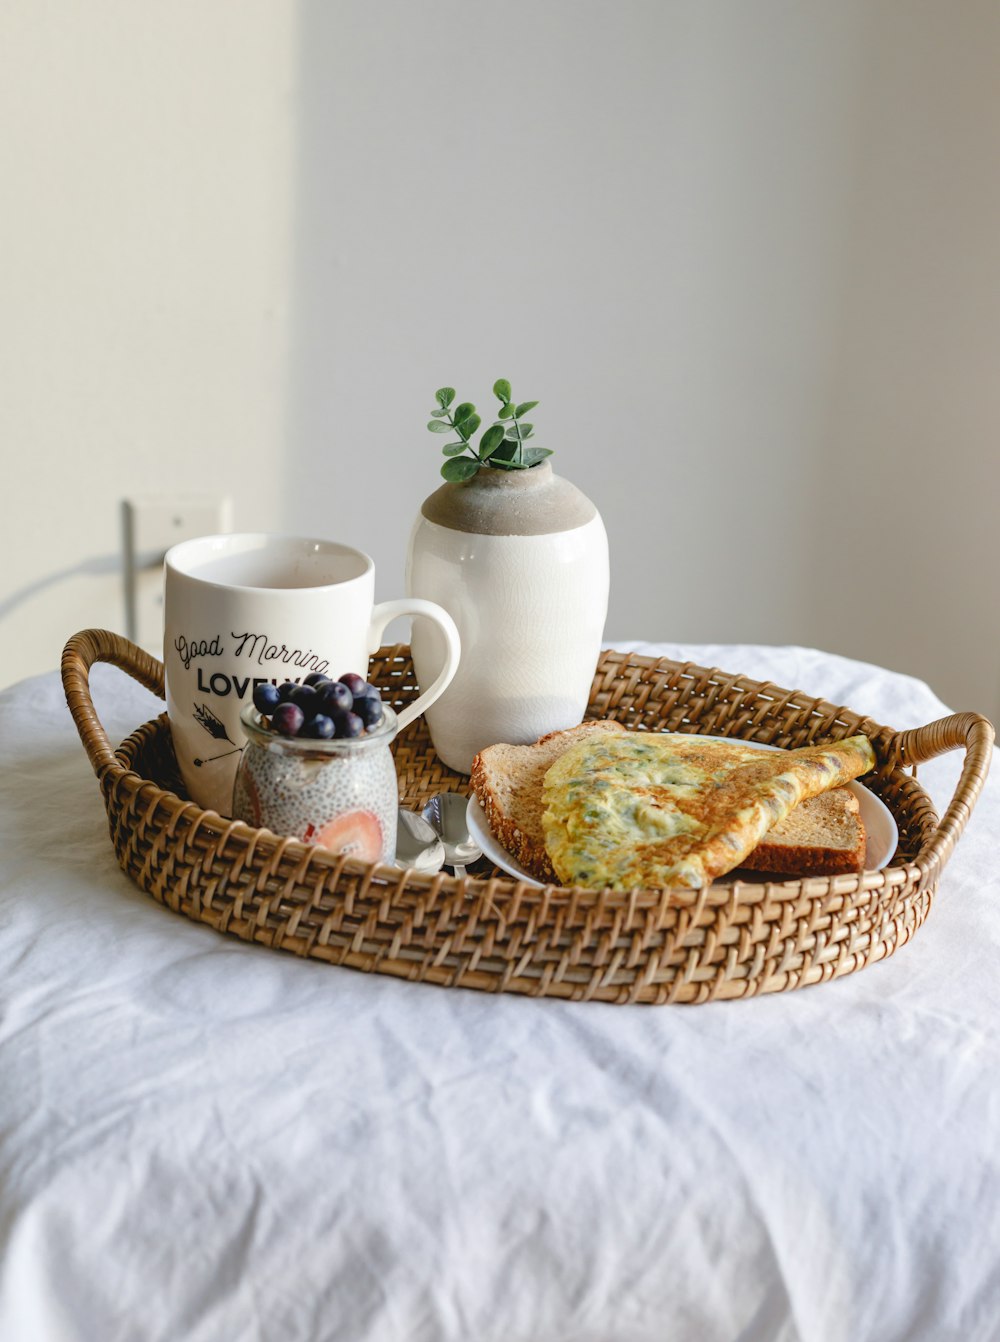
xmin=193 ymin=747 xmax=243 ymax=766
xmin=191 ymin=702 xmax=242 ymax=766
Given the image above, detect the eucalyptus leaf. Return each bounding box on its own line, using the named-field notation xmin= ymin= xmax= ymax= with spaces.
xmin=493 ymin=379 xmax=512 ymax=404
xmin=515 ymin=401 xmax=539 ymax=416
xmin=442 ymin=442 xmax=468 ymax=456
xmin=497 ymin=403 xmax=516 ymax=420
xmin=441 ymin=456 xmax=480 ymax=482
xmin=504 ymin=424 xmax=522 ymax=440
xmin=479 ymin=424 xmax=505 ymax=458
xmin=427 ymin=420 xmax=454 ymax=433
xmin=429 ymin=407 xmax=449 ymax=418
xmin=435 ymin=387 xmax=456 ymax=408
xmin=459 ymin=412 xmax=481 ymax=440
xmin=523 ymin=447 xmax=552 ymax=466
xmin=453 ymin=402 xmax=476 ymax=425
xmin=489 ymin=440 xmax=518 ymax=464
xmin=519 ymin=424 xmax=534 ymax=438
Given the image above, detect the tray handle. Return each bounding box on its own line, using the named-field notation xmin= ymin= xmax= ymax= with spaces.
xmin=62 ymin=629 xmax=165 ymax=779
xmin=894 ymin=712 xmax=994 ymax=870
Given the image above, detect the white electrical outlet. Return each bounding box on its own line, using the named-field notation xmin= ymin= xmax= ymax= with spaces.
xmin=122 ymin=495 xmax=233 ymax=653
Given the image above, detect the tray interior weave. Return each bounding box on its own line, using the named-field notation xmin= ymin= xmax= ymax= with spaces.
xmin=118 ymin=645 xmax=937 ymax=873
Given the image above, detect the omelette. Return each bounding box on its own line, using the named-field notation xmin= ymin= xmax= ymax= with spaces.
xmin=541 ymin=732 xmax=876 ymax=890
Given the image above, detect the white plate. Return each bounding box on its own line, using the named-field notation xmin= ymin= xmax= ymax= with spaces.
xmin=466 ymin=736 xmax=899 ymax=888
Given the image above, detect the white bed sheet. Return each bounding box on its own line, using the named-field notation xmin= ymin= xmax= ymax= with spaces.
xmin=1 ymin=642 xmax=998 ymax=1342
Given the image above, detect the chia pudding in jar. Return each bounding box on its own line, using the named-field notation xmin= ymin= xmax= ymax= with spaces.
xmin=232 ymin=703 xmax=399 ymax=864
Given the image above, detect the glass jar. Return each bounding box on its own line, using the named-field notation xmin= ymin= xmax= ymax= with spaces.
xmin=232 ymin=704 xmax=399 ymax=864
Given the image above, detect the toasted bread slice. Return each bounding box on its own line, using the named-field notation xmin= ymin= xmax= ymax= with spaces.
xmin=472 ymin=724 xmax=867 ymax=883
xmin=471 ymin=720 xmax=626 ymax=882
xmin=738 ymin=788 xmax=865 ymax=875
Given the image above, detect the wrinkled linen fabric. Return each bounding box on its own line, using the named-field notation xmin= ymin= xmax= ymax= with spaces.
xmin=0 ymin=643 xmax=998 ymax=1342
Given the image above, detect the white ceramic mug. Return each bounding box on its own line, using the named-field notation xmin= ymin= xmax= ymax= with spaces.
xmin=163 ymin=533 xmax=461 ymax=816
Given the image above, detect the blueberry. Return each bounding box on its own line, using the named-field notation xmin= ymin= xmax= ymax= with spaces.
xmin=272 ymin=702 xmax=305 ymax=737
xmin=355 ymin=695 xmax=383 ymax=728
xmin=289 ymin=683 xmax=320 ymax=719
xmin=304 ymin=714 xmax=336 ymax=739
xmin=277 ymin=681 xmax=299 ymax=703
xmin=253 ymin=682 xmax=281 ymax=714
xmin=337 ymin=711 xmax=364 ymax=738
xmin=338 ymin=672 xmax=367 ymax=697
xmin=303 ymin=672 xmax=330 ymax=687
xmin=317 ymin=680 xmax=352 ymax=717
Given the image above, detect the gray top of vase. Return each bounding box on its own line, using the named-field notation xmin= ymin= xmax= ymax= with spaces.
xmin=419 ymin=461 xmax=596 ymax=536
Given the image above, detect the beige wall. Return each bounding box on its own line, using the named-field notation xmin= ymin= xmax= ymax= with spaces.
xmin=288 ymin=1 xmax=1000 ymax=722
xmin=805 ymin=3 xmax=1000 ymax=720
xmin=3 ymin=2 xmax=999 ymax=725
xmin=0 ymin=2 xmax=295 ymax=685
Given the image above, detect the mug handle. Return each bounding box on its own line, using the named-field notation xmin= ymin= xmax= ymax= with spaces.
xmin=368 ymin=598 xmax=461 ymax=733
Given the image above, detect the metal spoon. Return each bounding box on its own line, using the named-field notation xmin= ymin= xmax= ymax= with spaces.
xmin=394 ymin=807 xmax=445 ymax=874
xmin=421 ymin=792 xmax=482 ymax=878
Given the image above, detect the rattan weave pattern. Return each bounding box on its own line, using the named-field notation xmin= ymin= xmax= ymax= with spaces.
xmin=62 ymin=630 xmax=992 ymax=1005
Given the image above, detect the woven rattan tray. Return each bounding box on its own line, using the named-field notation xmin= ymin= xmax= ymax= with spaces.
xmin=62 ymin=629 xmax=993 ymax=1005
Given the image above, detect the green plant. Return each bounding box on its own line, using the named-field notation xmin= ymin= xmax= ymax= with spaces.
xmin=427 ymin=379 xmax=552 ymax=481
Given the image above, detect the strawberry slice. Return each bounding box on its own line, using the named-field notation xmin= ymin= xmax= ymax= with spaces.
xmin=314 ymin=810 xmax=383 ymax=862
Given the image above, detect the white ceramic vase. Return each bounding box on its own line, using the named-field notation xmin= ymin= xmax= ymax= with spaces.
xmin=405 ymin=461 xmax=609 ymax=774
